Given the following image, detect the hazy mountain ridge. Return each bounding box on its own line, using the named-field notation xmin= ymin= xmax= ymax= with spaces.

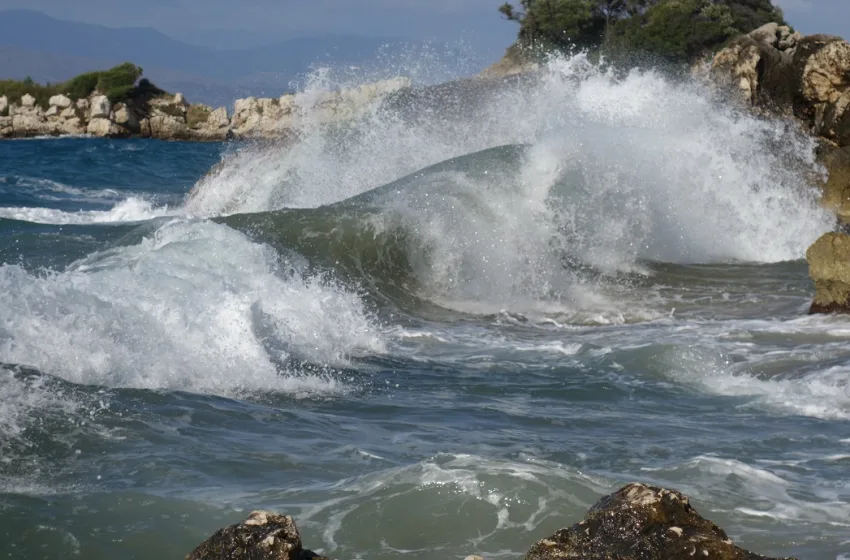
xmin=0 ymin=10 xmax=415 ymax=106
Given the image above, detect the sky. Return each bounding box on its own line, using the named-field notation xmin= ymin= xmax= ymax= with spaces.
xmin=0 ymin=0 xmax=845 ymax=53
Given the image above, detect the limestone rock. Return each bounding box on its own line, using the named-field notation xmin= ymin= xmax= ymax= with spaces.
xmin=185 ymin=104 xmax=230 ymax=141
xmin=89 ymin=95 xmax=111 ymax=119
xmin=45 ymin=105 xmax=59 ymax=118
xmin=11 ymin=113 xmax=54 ymax=137
xmin=49 ymin=94 xmax=72 ymax=109
xmin=0 ymin=116 xmax=13 ymax=137
xmin=807 ymin=232 xmax=850 ymax=314
xmin=112 ymin=103 xmax=139 ymax=132
xmin=0 ymin=96 xmax=8 ymax=116
xmin=711 ymin=30 xmax=850 ymax=145
xmin=59 ymin=117 xmax=85 ymax=135
xmin=208 ymin=106 xmax=230 ymax=128
xmin=87 ymin=117 xmax=121 ymax=137
xmin=148 ymin=114 xmax=188 ymax=140
xmin=800 ymin=39 xmax=850 ymax=105
xmin=21 ymin=94 xmax=36 ymax=108
xmin=525 ymin=483 xmax=796 ymax=560
xmin=76 ymin=98 xmax=89 ymax=111
xmin=710 ymin=32 xmax=795 ymax=112
xmin=480 ymin=43 xmax=539 ymax=79
xmin=186 ymin=511 xmax=330 ymax=560
xmin=230 ymin=77 xmax=410 ymax=138
xmin=819 ymin=146 xmax=850 ymax=220
xmin=60 ymin=107 xmax=77 ymax=119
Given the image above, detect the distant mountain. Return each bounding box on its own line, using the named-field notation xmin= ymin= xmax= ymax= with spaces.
xmin=0 ymin=10 xmax=447 ymax=106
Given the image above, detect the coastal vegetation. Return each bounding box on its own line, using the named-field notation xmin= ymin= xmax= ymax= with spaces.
xmin=0 ymin=63 xmax=165 ymax=108
xmin=497 ymin=0 xmax=786 ymax=62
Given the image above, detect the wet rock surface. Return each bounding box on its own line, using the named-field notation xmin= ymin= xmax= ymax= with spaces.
xmin=807 ymin=232 xmax=850 ymax=314
xmin=525 ymin=483 xmax=796 ymax=560
xmin=186 ymin=511 xmax=330 ymax=560
xmin=188 ymin=485 xmax=796 ymax=560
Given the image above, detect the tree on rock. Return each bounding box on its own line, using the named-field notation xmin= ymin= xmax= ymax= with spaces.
xmin=498 ymin=0 xmax=786 ymax=62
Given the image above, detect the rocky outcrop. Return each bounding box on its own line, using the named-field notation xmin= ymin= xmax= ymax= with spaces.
xmin=188 ymin=484 xmax=794 ymax=560
xmin=806 ymin=232 xmax=850 ymax=313
xmin=0 ymin=77 xmax=411 ymax=141
xmin=230 ymin=77 xmax=411 ymax=138
xmin=526 ymin=483 xmax=794 ymax=560
xmin=711 ymin=25 xmax=850 ymax=313
xmin=186 ymin=511 xmax=329 ymax=560
xmin=479 ymin=43 xmax=540 ymax=79
xmin=711 ymin=24 xmax=850 ymax=146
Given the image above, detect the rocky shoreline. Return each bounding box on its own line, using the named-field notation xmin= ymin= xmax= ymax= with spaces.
xmin=707 ymin=23 xmax=850 ymax=314
xmin=186 ymin=483 xmax=796 ymax=560
xmin=0 ymin=77 xmax=411 ymax=141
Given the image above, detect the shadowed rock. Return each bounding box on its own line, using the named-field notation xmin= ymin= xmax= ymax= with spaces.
xmin=186 ymin=511 xmax=330 ymax=560
xmin=807 ymin=232 xmax=850 ymax=314
xmin=525 ymin=483 xmax=796 ymax=560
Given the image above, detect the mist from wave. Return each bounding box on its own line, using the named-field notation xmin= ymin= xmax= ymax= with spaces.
xmin=187 ymin=54 xmax=832 ymax=304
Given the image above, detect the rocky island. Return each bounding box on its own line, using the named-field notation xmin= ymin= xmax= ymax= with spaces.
xmin=0 ymin=64 xmax=411 ymax=141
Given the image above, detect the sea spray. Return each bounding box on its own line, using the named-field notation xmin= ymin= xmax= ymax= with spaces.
xmin=187 ymin=53 xmax=832 ymax=270
xmin=0 ymin=220 xmax=384 ymax=397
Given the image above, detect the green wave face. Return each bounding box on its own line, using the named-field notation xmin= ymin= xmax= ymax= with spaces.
xmin=218 ymin=144 xmax=573 ymax=311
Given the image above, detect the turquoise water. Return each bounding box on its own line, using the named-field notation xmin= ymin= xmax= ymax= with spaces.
xmin=1 ymin=58 xmax=850 ymax=560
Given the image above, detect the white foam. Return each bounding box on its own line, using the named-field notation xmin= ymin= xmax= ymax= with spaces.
xmin=659 ymin=343 xmax=850 ymax=420
xmin=183 ymin=54 xmax=832 ymax=317
xmin=643 ymin=455 xmax=850 ymax=526
xmin=0 ymin=220 xmax=385 ymax=397
xmin=0 ymin=197 xmax=173 ymax=225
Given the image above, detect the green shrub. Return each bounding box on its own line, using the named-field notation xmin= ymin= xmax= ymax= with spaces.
xmin=186 ymin=105 xmax=211 ymax=128
xmin=106 ymin=85 xmax=137 ymax=104
xmin=499 ymin=0 xmax=786 ymax=63
xmin=0 ymin=79 xmax=62 ymax=108
xmin=64 ymin=72 xmax=100 ymax=99
xmin=95 ymin=63 xmax=143 ymax=95
xmin=0 ymin=63 xmax=167 ymax=110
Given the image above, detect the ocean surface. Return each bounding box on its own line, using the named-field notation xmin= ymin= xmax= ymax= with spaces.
xmin=1 ymin=57 xmax=849 ymax=560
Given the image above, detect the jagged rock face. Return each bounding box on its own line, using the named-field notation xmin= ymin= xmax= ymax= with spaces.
xmin=186 ymin=511 xmax=330 ymax=560
xmin=525 ymin=483 xmax=796 ymax=560
xmin=89 ymin=95 xmax=111 ymax=120
xmin=0 ymin=78 xmax=409 ymax=140
xmin=49 ymin=94 xmax=72 ymax=109
xmin=712 ymin=29 xmax=850 ymax=146
xmin=21 ymin=94 xmax=36 ymax=108
xmin=479 ymin=43 xmax=540 ymax=79
xmin=807 ymin=232 xmax=850 ymax=313
xmin=87 ymin=117 xmax=121 ymax=137
xmin=819 ymin=146 xmax=850 ymax=221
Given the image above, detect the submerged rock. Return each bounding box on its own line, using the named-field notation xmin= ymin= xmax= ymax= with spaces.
xmin=525 ymin=483 xmax=795 ymax=560
xmin=807 ymin=232 xmax=850 ymax=314
xmin=186 ymin=510 xmax=330 ymax=560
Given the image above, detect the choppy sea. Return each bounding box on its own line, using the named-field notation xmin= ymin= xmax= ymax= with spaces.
xmin=1 ymin=56 xmax=849 ymax=559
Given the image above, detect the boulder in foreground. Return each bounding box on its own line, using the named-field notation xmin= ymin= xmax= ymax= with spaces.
xmin=525 ymin=483 xmax=796 ymax=560
xmin=807 ymin=232 xmax=850 ymax=314
xmin=185 ymin=510 xmax=329 ymax=560
xmin=188 ymin=484 xmax=796 ymax=560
